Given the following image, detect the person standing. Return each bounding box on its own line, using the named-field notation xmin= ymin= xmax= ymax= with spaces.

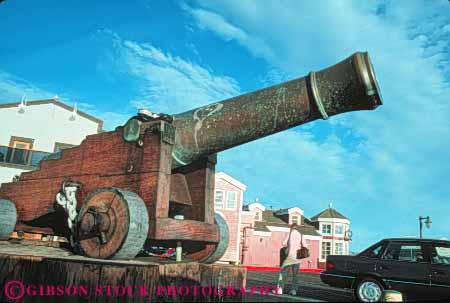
xmin=276 ymin=223 xmax=308 ymax=296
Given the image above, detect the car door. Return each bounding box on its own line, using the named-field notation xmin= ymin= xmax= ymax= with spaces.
xmin=429 ymin=242 xmax=450 ymax=300
xmin=376 ymin=241 xmax=431 ymax=299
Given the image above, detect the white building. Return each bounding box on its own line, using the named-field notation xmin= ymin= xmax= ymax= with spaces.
xmin=310 ymin=205 xmax=352 ymax=267
xmin=0 ymin=98 xmax=103 ymax=185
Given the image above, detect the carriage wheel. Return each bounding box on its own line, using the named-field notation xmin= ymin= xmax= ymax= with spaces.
xmin=186 ymin=212 xmax=229 ymax=263
xmin=76 ymin=188 xmax=149 ymax=259
xmin=0 ymin=199 xmax=17 ymax=240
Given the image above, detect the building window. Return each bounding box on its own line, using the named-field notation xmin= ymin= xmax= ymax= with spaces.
xmin=291 ymin=215 xmax=299 ymax=225
xmin=214 ymin=190 xmax=224 ymax=209
xmin=335 ymin=224 xmax=344 ymax=235
xmin=321 ymin=224 xmax=332 ymax=235
xmin=321 ymin=241 xmax=331 ymax=259
xmin=11 ymin=140 xmax=32 ymax=150
xmin=254 ymin=212 xmax=260 ymax=221
xmin=226 ymin=191 xmax=238 ymax=209
xmin=7 ymin=136 xmax=34 ymax=166
xmin=335 ymin=242 xmax=344 ymax=255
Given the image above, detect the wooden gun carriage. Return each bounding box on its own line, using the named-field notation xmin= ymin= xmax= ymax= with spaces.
xmin=0 ymin=52 xmax=382 ymax=262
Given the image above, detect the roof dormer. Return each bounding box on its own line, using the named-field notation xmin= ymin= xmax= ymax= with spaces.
xmin=245 ymin=199 xmax=265 ymax=222
xmin=274 ymin=207 xmax=304 ymax=225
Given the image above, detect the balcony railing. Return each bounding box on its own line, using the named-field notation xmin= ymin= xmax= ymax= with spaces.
xmin=0 ymin=145 xmax=51 ymax=168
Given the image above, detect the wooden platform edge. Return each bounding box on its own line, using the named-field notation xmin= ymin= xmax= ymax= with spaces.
xmin=0 ymin=248 xmax=247 ymax=303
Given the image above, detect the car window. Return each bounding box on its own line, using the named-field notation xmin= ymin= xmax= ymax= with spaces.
xmin=369 ymin=244 xmax=383 ymax=258
xmin=359 ymin=242 xmax=385 ymax=258
xmin=431 ymin=244 xmax=450 ymax=265
xmin=382 ymin=243 xmax=424 ymax=262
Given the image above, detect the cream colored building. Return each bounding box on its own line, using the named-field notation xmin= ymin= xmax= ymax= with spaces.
xmin=0 ymin=98 xmax=102 ymax=185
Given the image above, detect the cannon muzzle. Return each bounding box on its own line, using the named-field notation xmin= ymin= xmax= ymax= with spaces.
xmin=171 ymin=51 xmax=382 ymax=167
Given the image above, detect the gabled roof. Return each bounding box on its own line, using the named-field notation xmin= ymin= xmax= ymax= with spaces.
xmin=310 ymin=207 xmax=348 ymax=221
xmin=216 ymin=172 xmax=247 ymax=191
xmin=262 ymin=210 xmax=287 ymax=224
xmin=275 ymin=207 xmax=304 ymax=216
xmin=253 ymin=220 xmax=321 ymax=237
xmin=0 ymin=98 xmax=103 ymax=131
xmin=303 ymin=217 xmax=314 ymax=226
xmin=275 ymin=207 xmax=289 ymax=213
xmin=298 ymin=224 xmax=321 ymax=237
xmin=254 ymin=221 xmax=270 ymax=232
xmin=243 ymin=202 xmax=265 ymax=212
xmin=257 ymin=210 xmax=321 ymax=237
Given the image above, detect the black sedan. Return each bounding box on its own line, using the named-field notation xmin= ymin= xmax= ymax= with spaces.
xmin=320 ymin=238 xmax=450 ymax=302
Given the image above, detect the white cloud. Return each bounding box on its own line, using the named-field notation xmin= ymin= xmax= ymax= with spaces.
xmin=101 ymin=30 xmax=240 ymax=114
xmin=1 ymin=29 xmax=242 ymax=133
xmin=189 ymin=0 xmax=450 ymax=249
xmin=181 ymin=3 xmax=275 ymax=61
xmin=0 ymin=71 xmax=55 ymax=102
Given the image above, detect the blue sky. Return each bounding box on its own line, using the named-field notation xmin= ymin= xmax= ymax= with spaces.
xmin=1 ymin=0 xmax=449 ymax=251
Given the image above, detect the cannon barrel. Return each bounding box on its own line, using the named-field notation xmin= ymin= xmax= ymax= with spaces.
xmin=171 ymin=51 xmax=382 ymax=167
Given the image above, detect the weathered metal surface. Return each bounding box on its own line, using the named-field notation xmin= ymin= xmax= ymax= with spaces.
xmin=171 ymin=51 xmax=382 ymax=167
xmin=76 ymin=188 xmax=149 ymax=259
xmin=0 ymin=199 xmax=16 ymax=240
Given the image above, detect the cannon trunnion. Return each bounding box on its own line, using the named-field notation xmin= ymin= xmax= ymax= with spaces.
xmin=0 ymin=51 xmax=382 ymax=261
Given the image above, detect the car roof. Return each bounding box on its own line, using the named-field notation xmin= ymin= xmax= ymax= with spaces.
xmin=383 ymin=238 xmax=450 ymax=244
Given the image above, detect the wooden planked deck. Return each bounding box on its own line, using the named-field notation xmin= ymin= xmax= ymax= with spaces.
xmin=0 ymin=241 xmax=246 ymax=303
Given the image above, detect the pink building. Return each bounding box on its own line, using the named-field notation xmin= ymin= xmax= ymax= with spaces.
xmin=214 ymin=173 xmax=352 ymax=269
xmin=240 ymin=202 xmax=322 ymax=269
xmin=213 ymin=172 xmax=246 ymax=264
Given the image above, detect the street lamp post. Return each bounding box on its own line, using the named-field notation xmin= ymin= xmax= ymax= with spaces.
xmin=344 ymin=229 xmax=353 ymax=242
xmin=419 ymin=216 xmax=432 ymax=239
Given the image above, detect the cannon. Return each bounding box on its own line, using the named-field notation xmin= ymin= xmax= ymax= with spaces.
xmin=0 ymin=52 xmax=382 ymax=262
